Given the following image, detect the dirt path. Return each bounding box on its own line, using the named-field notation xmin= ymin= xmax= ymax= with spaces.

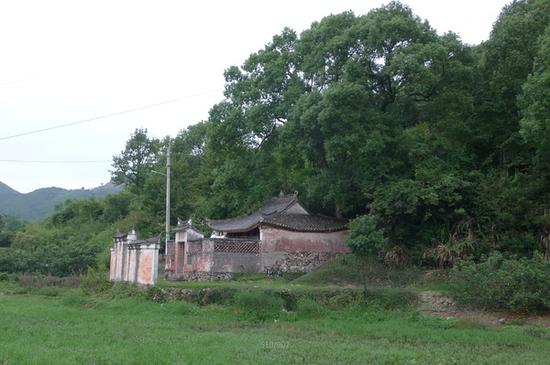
xmin=418 ymin=291 xmax=550 ymax=327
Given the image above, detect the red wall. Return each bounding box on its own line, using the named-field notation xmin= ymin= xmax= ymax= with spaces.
xmin=260 ymin=226 xmax=349 ymax=253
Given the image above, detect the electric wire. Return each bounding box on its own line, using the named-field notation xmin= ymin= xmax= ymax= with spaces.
xmin=0 ymin=159 xmax=111 ymax=164
xmin=0 ymin=90 xmax=219 ymax=141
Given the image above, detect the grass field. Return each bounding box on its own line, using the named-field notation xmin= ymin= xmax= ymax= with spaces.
xmin=1 ymin=279 xmax=550 ymax=365
xmin=0 ymin=257 xmax=548 ymax=364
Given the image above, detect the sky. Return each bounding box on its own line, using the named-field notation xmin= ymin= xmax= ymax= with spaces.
xmin=0 ymin=0 xmax=510 ymax=193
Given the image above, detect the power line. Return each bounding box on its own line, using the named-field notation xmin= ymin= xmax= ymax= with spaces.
xmin=0 ymin=159 xmax=111 ymax=164
xmin=0 ymin=90 xmax=219 ymax=141
xmin=0 ymin=78 xmax=37 ymax=86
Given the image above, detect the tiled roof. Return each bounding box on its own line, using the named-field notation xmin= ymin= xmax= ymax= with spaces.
xmin=134 ymin=236 xmax=160 ymax=245
xmin=261 ymin=213 xmax=347 ymax=232
xmin=258 ymin=194 xmax=298 ymax=215
xmin=174 ymin=218 xmax=205 ymax=235
xmin=207 ymin=211 xmax=263 ymax=233
xmin=207 ymin=194 xmax=347 ymax=233
xmin=207 ymin=194 xmax=298 ymax=233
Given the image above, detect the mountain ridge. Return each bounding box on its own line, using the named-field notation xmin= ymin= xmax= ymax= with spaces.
xmin=0 ymin=181 xmax=122 ymax=221
xmin=0 ymin=181 xmax=22 ymax=201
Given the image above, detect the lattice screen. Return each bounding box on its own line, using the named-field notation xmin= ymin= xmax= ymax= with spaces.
xmin=214 ymin=240 xmax=260 ymax=254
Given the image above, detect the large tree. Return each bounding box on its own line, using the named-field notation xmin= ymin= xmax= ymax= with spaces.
xmin=111 ymin=128 xmax=161 ymax=195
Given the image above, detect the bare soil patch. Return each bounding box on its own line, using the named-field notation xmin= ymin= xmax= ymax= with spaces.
xmin=418 ymin=291 xmax=550 ymax=327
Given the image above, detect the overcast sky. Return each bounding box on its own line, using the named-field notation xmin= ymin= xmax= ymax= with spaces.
xmin=0 ymin=0 xmax=510 ymax=193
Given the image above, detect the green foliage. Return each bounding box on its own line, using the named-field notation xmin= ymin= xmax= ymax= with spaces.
xmin=294 ymin=254 xmax=425 ymax=287
xmin=296 ymin=298 xmax=327 ymax=318
xmin=14 ymin=274 xmax=81 ymax=288
xmin=347 ymin=215 xmax=386 ymax=258
xmin=3 ymin=291 xmax=550 ymax=364
xmin=233 ymin=290 xmax=284 ymax=321
xmin=8 ymin=0 xmax=550 ymax=275
xmin=363 ymin=288 xmax=416 ymax=310
xmin=449 ymin=253 xmax=550 ymax=312
xmin=519 ymin=23 xmax=550 ymax=171
xmin=122 ymin=0 xmax=545 ymax=264
xmin=111 ymin=128 xmax=161 ymax=195
xmin=0 ymin=215 xmax=24 ymax=247
xmin=80 ymin=266 xmax=112 ymax=295
xmin=2 ymin=190 xmax=160 ymax=276
xmin=278 ymin=289 xmax=298 ymax=311
xmin=0 ymin=244 xmax=101 ymax=277
xmin=0 ymin=183 xmax=121 ymax=222
xmin=145 ymin=286 xmax=167 ymax=303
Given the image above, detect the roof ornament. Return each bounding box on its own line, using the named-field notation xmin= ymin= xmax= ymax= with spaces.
xmin=127 ymin=226 xmax=137 ymax=242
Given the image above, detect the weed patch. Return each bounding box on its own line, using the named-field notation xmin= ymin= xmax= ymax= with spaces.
xmin=233 ymin=290 xmax=284 ymax=321
xmin=449 ymin=253 xmax=550 ymax=312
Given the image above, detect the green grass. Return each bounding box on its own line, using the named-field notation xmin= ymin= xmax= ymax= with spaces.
xmin=293 ymin=255 xmax=427 ymax=288
xmin=1 ymin=283 xmax=550 ymax=364
xmin=157 ymin=274 xmax=309 ymax=290
xmin=157 ymin=255 xmax=445 ymax=292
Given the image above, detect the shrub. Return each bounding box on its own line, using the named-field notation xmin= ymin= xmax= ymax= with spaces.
xmin=383 ymin=245 xmax=407 ymax=267
xmin=233 ymin=290 xmax=284 ymax=321
xmin=0 ymin=248 xmax=29 ymax=273
xmin=146 ymin=286 xmax=167 ymax=302
xmin=278 ymin=289 xmax=298 ymax=311
xmin=107 ymin=283 xmax=144 ymax=299
xmin=297 ymin=298 xmax=327 ymax=319
xmin=347 ymin=215 xmax=386 ymax=258
xmin=0 ymin=244 xmax=100 ymax=277
xmin=0 ymin=272 xmax=9 ymax=281
xmin=175 ymin=301 xmax=200 ymax=316
xmin=363 ymin=288 xmax=416 ymax=310
xmin=449 ymin=253 xmax=550 ymax=312
xmin=197 ymin=287 xmax=236 ymax=305
xmin=16 ymin=274 xmax=81 ymax=288
xmin=326 ymin=292 xmax=360 ymax=309
xmin=80 ymin=267 xmax=112 ymax=294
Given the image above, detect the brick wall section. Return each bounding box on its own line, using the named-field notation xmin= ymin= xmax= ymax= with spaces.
xmin=109 ymin=235 xmax=159 ymax=286
xmin=213 ymin=239 xmax=260 ymax=253
xmin=166 ymin=226 xmax=349 ymax=280
xmin=260 ymin=226 xmax=349 ymax=273
xmin=165 ymin=241 xmax=176 ymax=275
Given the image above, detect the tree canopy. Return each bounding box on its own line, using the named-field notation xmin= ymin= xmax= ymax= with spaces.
xmin=111 ymin=0 xmax=550 ymax=263
xmin=7 ymin=0 xmax=550 ymax=272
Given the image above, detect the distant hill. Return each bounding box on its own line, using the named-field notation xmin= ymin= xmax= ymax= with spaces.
xmin=0 ymin=181 xmax=21 ymax=202
xmin=0 ymin=182 xmax=122 ymax=221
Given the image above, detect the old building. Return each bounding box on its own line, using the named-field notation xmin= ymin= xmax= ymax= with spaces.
xmin=165 ymin=193 xmax=349 ymax=280
xmin=109 ymin=229 xmax=160 ymax=286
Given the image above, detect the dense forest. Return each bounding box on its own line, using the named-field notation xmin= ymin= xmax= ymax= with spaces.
xmin=1 ymin=0 xmax=549 ymax=274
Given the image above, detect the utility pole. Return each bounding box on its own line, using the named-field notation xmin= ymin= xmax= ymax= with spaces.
xmin=165 ymin=142 xmax=171 ymax=270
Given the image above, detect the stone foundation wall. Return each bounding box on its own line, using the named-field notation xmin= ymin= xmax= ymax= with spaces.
xmin=166 ymin=227 xmax=349 ymax=281
xmin=263 ymin=252 xmax=337 ymax=275
xmin=260 ymin=226 xmax=349 ymax=273
xmin=171 ymin=271 xmax=233 ymax=281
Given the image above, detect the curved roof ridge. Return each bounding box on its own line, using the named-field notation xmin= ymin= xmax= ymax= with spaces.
xmin=259 ymin=193 xmax=298 ymax=215
xmin=206 ymin=211 xmax=261 ymax=225
xmin=261 ymin=212 xmax=347 ymax=233
xmin=207 ymin=194 xmax=300 ymax=232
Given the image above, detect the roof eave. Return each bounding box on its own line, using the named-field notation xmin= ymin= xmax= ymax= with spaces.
xmin=207 ymin=222 xmax=261 ymax=233
xmin=260 ymin=222 xmax=347 ymax=233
